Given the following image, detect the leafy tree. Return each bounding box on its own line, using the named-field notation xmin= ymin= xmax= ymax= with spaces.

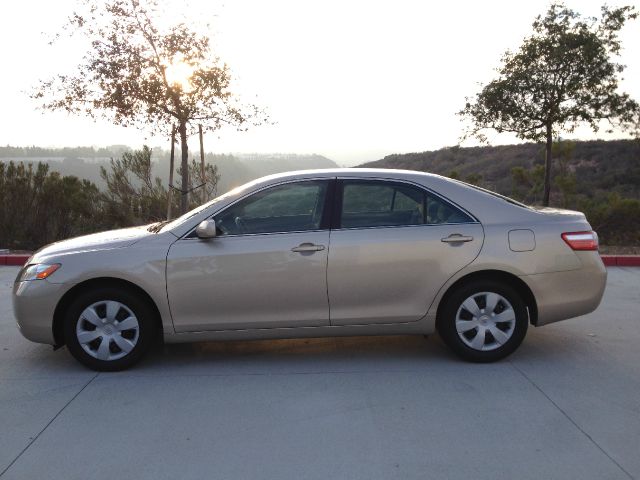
xmin=99 ymin=146 xmax=219 ymax=227
xmin=34 ymin=0 xmax=264 ymax=214
xmin=460 ymin=3 xmax=639 ymax=206
xmin=100 ymin=146 xmax=170 ymax=227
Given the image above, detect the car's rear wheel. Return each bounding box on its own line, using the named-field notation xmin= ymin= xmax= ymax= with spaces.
xmin=438 ymin=280 xmax=528 ymax=362
xmin=63 ymin=287 xmax=157 ymax=371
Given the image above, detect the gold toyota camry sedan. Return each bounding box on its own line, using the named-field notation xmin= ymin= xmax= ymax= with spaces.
xmin=13 ymin=169 xmax=607 ymax=371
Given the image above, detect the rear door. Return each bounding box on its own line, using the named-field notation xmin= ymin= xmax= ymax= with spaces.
xmin=327 ymin=179 xmax=483 ymax=326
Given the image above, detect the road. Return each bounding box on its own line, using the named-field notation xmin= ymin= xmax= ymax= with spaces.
xmin=1 ymin=266 xmax=639 ymax=480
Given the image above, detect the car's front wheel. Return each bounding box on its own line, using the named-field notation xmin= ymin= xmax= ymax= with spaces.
xmin=63 ymin=287 xmax=157 ymax=371
xmin=438 ymin=281 xmax=528 ymax=362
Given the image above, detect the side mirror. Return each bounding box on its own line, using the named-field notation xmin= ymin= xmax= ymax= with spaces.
xmin=195 ymin=219 xmax=217 ymax=239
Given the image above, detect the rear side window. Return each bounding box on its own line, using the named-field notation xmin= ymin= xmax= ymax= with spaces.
xmin=339 ymin=180 xmax=473 ymax=228
xmin=425 ymin=194 xmax=473 ymax=224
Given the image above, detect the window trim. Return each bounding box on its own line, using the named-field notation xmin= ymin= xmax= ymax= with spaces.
xmin=180 ymin=175 xmax=479 ymax=239
xmin=332 ymin=177 xmax=479 ymax=231
xmin=181 ymin=178 xmax=336 ymax=240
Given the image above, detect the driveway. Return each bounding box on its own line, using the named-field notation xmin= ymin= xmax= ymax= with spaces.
xmin=1 ymin=266 xmax=639 ymax=480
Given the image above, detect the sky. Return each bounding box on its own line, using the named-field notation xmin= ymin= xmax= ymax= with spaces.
xmin=1 ymin=0 xmax=639 ymax=165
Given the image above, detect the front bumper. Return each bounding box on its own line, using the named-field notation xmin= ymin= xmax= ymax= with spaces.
xmin=13 ymin=279 xmax=68 ymax=344
xmin=522 ymin=251 xmax=607 ymax=326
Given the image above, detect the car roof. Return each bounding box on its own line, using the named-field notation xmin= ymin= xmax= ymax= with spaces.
xmin=250 ymin=167 xmax=444 ymax=181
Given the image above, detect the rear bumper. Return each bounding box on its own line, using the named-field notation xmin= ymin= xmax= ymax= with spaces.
xmin=521 ymin=252 xmax=607 ymax=326
xmin=13 ymin=279 xmax=67 ymax=344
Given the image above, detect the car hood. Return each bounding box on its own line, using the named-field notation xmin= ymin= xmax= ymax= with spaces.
xmin=32 ymin=225 xmax=155 ymax=260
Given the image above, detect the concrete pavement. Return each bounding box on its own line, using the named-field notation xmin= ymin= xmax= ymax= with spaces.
xmin=1 ymin=266 xmax=639 ymax=479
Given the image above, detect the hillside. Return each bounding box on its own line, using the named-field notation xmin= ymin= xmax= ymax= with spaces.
xmin=360 ymin=140 xmax=640 ymax=203
xmin=0 ymin=146 xmax=338 ymax=194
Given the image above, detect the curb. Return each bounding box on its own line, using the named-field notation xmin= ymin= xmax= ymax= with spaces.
xmin=1 ymin=254 xmax=639 ymax=267
xmin=0 ymin=254 xmax=31 ymax=266
xmin=600 ymin=255 xmax=640 ymax=267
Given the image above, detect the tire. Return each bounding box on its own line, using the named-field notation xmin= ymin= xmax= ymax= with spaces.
xmin=63 ymin=287 xmax=157 ymax=371
xmin=437 ymin=280 xmax=528 ymax=362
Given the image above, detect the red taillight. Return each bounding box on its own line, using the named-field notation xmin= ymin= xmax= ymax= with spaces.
xmin=562 ymin=231 xmax=599 ymax=251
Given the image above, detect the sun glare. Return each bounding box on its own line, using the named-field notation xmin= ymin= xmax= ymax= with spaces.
xmin=164 ymin=60 xmax=194 ymax=91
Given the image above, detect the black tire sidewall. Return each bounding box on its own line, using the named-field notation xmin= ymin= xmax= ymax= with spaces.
xmin=438 ymin=281 xmax=528 ymax=362
xmin=63 ymin=287 xmax=156 ymax=371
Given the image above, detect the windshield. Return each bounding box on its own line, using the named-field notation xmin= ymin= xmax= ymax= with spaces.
xmin=156 ymin=184 xmax=250 ymax=233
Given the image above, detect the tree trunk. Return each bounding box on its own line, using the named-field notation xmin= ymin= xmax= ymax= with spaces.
xmin=178 ymin=122 xmax=189 ymax=214
xmin=543 ymin=123 xmax=553 ymax=207
xmin=199 ymin=124 xmax=205 ymax=204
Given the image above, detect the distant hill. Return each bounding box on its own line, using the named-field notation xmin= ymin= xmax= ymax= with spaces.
xmin=0 ymin=146 xmax=338 ymax=194
xmin=3 ymin=141 xmax=637 ymax=201
xmin=359 ymin=139 xmax=640 ymax=202
xmin=207 ymin=153 xmax=338 ymax=193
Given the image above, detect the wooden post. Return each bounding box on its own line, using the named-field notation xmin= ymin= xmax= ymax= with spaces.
xmin=179 ymin=122 xmax=189 ymax=215
xmin=167 ymin=125 xmax=176 ymax=220
xmin=199 ymin=124 xmax=205 ymax=204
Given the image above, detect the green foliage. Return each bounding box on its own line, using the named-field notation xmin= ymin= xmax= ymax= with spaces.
xmin=580 ymin=194 xmax=640 ymax=245
xmin=0 ymin=146 xmax=221 ymax=250
xmin=511 ymin=164 xmax=545 ymax=204
xmin=0 ymin=145 xmax=130 ymax=159
xmin=365 ymin=139 xmax=640 ymax=201
xmin=461 ymin=4 xmax=639 ymax=141
xmin=0 ymin=162 xmax=102 ymax=250
xmin=460 ymin=3 xmax=639 ymax=205
xmin=465 ymin=173 xmax=483 ymax=187
xmin=99 ymin=146 xmax=220 ymax=227
xmin=100 ymin=146 xmax=171 ymax=227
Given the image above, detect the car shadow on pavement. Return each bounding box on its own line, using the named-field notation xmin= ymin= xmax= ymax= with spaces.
xmin=133 ymin=335 xmax=455 ymax=374
xmin=8 ymin=328 xmax=600 ymax=376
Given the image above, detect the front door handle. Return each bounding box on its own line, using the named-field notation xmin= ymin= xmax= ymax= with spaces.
xmin=441 ymin=234 xmax=474 ymax=243
xmin=291 ymin=243 xmax=325 ymax=253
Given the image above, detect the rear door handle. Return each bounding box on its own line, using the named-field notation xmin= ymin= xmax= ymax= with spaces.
xmin=291 ymin=243 xmax=325 ymax=253
xmin=441 ymin=234 xmax=474 ymax=243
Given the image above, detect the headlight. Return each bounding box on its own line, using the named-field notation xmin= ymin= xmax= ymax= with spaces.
xmin=19 ymin=263 xmax=61 ymax=281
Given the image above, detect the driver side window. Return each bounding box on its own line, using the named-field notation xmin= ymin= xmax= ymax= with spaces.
xmin=215 ymin=181 xmax=328 ymax=235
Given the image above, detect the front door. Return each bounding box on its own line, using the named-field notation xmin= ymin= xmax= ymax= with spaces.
xmin=167 ymin=180 xmax=332 ymax=332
